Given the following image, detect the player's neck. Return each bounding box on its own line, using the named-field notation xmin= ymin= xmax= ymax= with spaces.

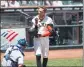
xmin=38 ymin=15 xmax=45 ymax=22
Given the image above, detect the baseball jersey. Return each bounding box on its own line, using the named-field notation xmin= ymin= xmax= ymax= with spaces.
xmin=32 ymin=15 xmax=54 ymax=37
xmin=1 ymin=45 xmax=24 ymax=67
xmin=32 ymin=15 xmax=54 ymax=57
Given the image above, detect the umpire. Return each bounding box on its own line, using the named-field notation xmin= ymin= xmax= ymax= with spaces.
xmin=1 ymin=38 xmax=27 ymax=67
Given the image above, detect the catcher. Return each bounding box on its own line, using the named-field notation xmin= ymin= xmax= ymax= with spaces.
xmin=1 ymin=38 xmax=27 ymax=67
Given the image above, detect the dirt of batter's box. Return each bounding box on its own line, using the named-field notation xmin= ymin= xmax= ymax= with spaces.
xmin=1 ymin=48 xmax=83 ymax=61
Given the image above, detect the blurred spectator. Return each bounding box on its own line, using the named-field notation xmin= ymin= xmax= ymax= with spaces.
xmin=52 ymin=1 xmax=63 ymax=6
xmin=21 ymin=0 xmax=27 ymax=6
xmin=34 ymin=1 xmax=38 ymax=5
xmin=28 ymin=0 xmax=40 ymax=6
xmin=44 ymin=0 xmax=52 ymax=6
xmin=28 ymin=0 xmax=44 ymax=6
xmin=28 ymin=0 xmax=37 ymax=6
xmin=7 ymin=0 xmax=20 ymax=7
xmin=1 ymin=1 xmax=8 ymax=7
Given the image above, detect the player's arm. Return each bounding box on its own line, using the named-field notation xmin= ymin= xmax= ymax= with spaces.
xmin=28 ymin=17 xmax=37 ymax=33
xmin=18 ymin=54 xmax=25 ymax=67
xmin=28 ymin=23 xmax=36 ymax=33
xmin=41 ymin=24 xmax=53 ymax=37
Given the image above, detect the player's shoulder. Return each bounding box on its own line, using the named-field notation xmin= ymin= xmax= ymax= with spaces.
xmin=45 ymin=16 xmax=53 ymax=24
xmin=46 ymin=15 xmax=53 ymax=21
xmin=32 ymin=15 xmax=38 ymax=23
xmin=9 ymin=45 xmax=19 ymax=51
xmin=32 ymin=15 xmax=37 ymax=20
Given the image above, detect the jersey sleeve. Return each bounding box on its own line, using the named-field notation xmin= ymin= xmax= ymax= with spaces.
xmin=46 ymin=17 xmax=54 ymax=25
xmin=41 ymin=24 xmax=53 ymax=37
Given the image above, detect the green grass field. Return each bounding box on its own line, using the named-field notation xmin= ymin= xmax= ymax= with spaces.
xmin=24 ymin=58 xmax=83 ymax=66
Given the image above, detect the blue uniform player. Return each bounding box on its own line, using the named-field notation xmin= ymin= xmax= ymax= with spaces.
xmin=1 ymin=38 xmax=27 ymax=67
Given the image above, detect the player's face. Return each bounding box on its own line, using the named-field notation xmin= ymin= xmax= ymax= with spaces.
xmin=38 ymin=8 xmax=45 ymax=20
xmin=22 ymin=45 xmax=26 ymax=49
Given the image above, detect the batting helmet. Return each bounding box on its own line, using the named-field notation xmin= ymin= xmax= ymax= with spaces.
xmin=18 ymin=38 xmax=27 ymax=46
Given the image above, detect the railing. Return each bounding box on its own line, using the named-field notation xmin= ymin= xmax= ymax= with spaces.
xmin=1 ymin=5 xmax=83 ymax=12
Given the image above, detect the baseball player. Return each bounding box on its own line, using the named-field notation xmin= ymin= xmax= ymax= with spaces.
xmin=29 ymin=6 xmax=54 ymax=67
xmin=1 ymin=38 xmax=27 ymax=67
